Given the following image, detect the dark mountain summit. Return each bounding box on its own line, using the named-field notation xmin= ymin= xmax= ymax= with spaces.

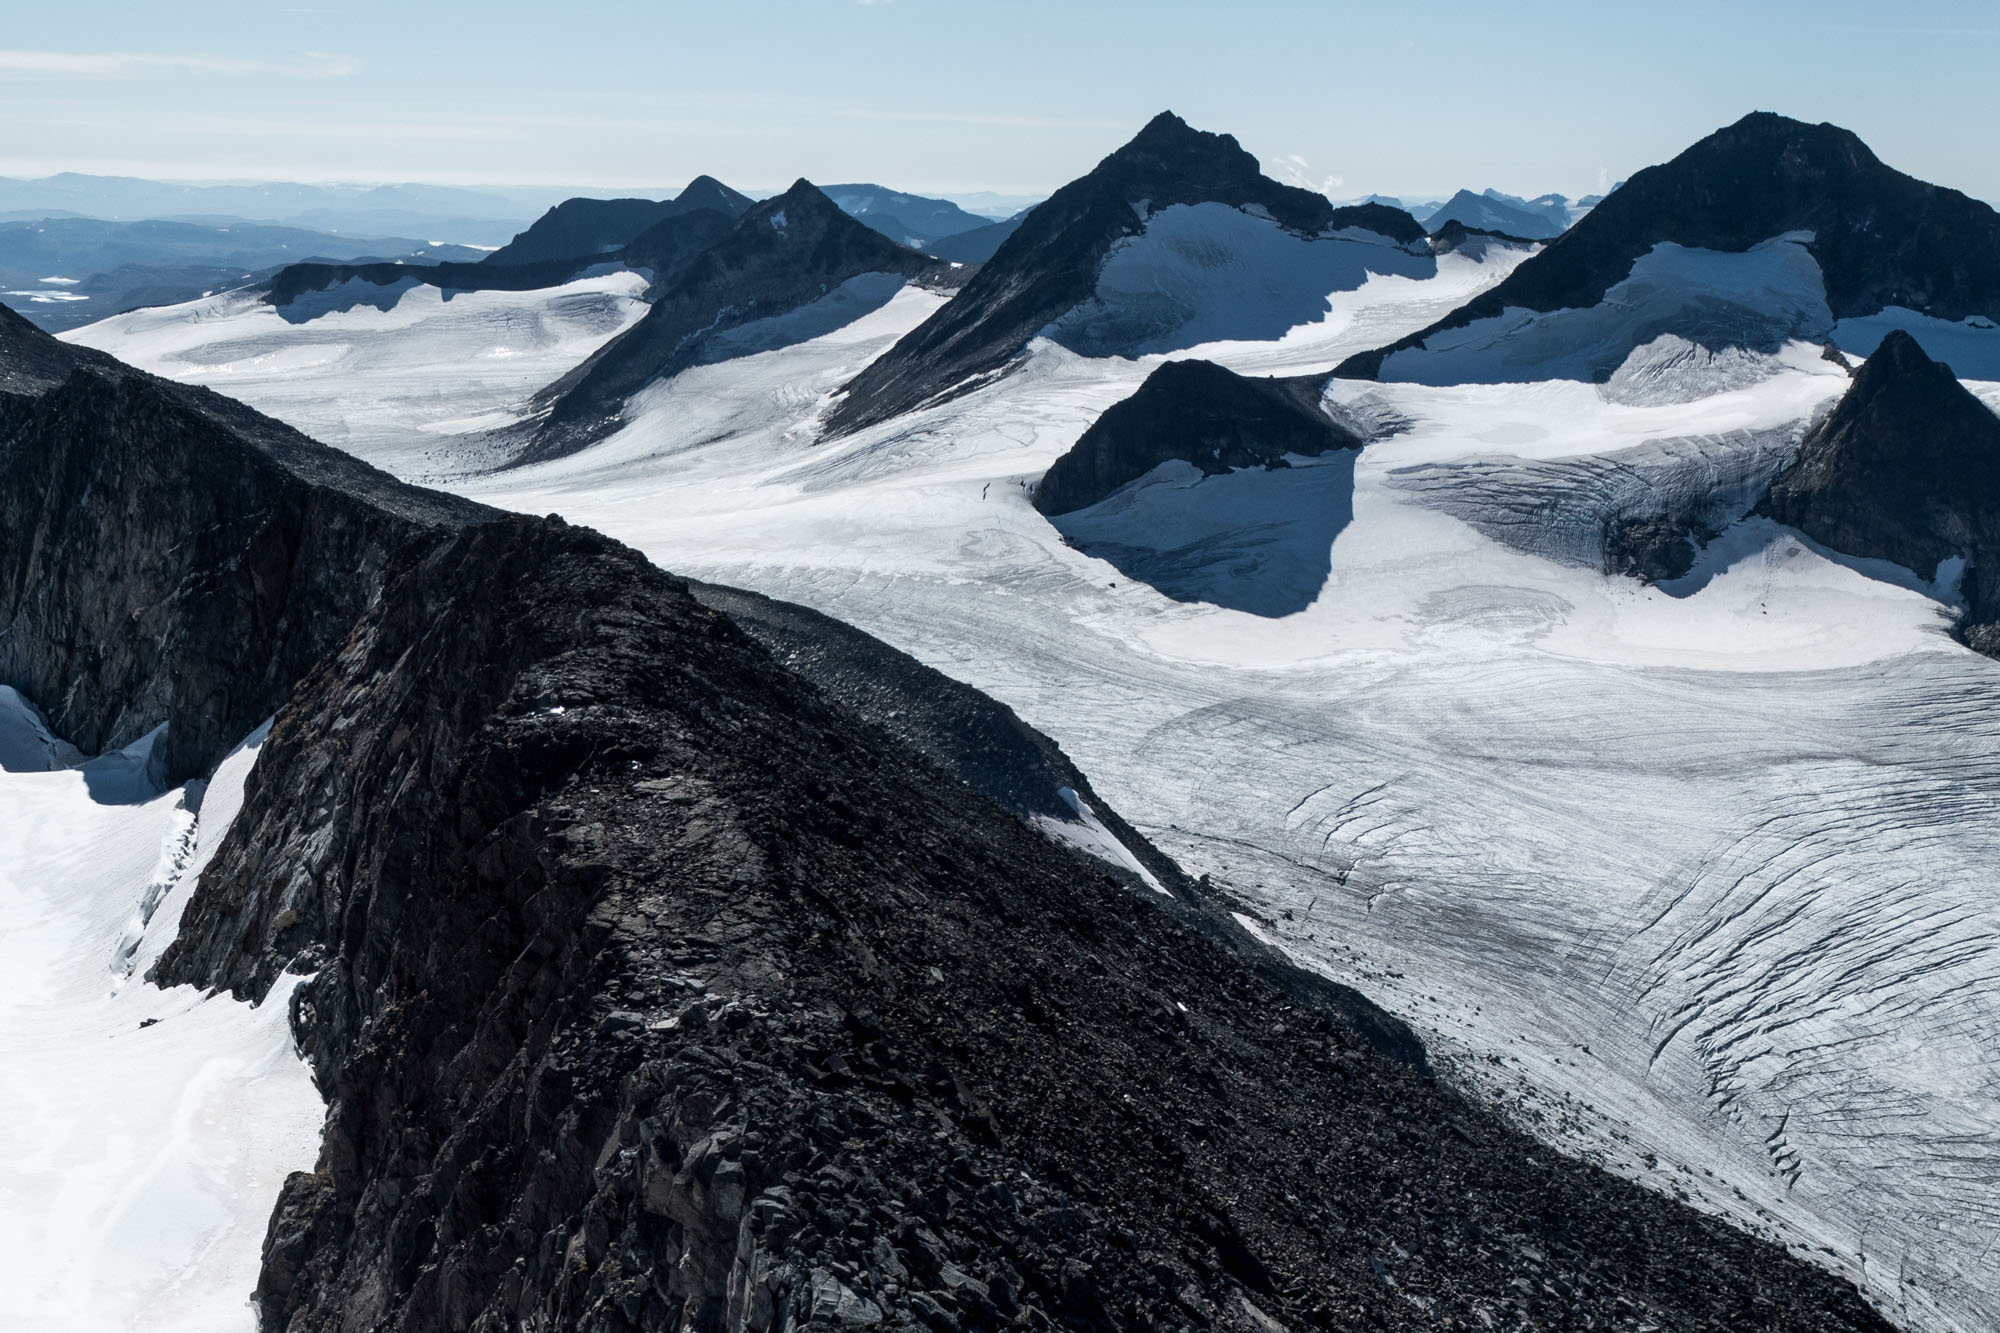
xmin=1764 ymin=329 xmax=2000 ymax=642
xmin=520 ymin=180 xmax=948 ymax=464
xmin=1337 ymin=111 xmax=2000 ymax=378
xmin=1035 ymin=359 xmax=1357 ymax=516
xmin=824 ymin=112 xmax=1422 ymax=436
xmin=483 ymin=175 xmax=753 ymax=267
xmin=0 ymin=307 xmax=1897 ymax=1333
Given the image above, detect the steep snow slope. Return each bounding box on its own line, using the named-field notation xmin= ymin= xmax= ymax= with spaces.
xmin=1044 ymin=203 xmax=1435 ymax=357
xmin=76 ymin=234 xmax=2000 ymax=1331
xmin=66 ymin=271 xmax=649 ymax=474
xmin=0 ymin=692 xmax=320 ymax=1332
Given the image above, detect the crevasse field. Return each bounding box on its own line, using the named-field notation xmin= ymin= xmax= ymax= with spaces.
xmin=67 ymin=207 xmax=2000 ymax=1333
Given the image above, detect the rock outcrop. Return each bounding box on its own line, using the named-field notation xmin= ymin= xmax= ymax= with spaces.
xmin=1034 ymin=360 xmax=1357 ymax=516
xmin=519 ymin=181 xmax=949 ymax=464
xmin=825 ymin=113 xmax=1422 ymax=436
xmin=0 ymin=335 xmax=483 ymax=783
xmin=1763 ymin=329 xmax=2000 ymax=641
xmin=1338 ymin=111 xmax=2000 ymax=378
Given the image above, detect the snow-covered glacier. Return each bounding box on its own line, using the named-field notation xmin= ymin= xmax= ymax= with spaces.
xmin=66 ymin=237 xmax=2000 ymax=1333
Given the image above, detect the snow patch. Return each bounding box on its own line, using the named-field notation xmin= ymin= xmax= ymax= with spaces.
xmin=0 ymin=703 xmax=320 ymax=1331
xmin=1048 ymin=202 xmax=1437 ymax=357
xmin=1035 ymin=787 xmax=1168 ymax=895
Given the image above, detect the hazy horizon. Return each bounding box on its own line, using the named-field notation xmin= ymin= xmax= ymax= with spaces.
xmin=4 ymin=0 xmax=1998 ymax=209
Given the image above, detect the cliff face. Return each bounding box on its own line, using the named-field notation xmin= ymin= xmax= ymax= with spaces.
xmin=0 ymin=360 xmax=483 ymax=783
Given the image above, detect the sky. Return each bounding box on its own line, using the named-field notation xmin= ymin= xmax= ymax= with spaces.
xmin=3 ymin=0 xmax=1998 ymax=206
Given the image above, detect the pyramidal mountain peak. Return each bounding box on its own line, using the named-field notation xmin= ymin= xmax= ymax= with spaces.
xmin=1335 ymin=110 xmax=2000 ymax=382
xmin=1763 ymin=328 xmax=2000 ymax=637
xmin=822 ymin=112 xmax=1428 ymax=437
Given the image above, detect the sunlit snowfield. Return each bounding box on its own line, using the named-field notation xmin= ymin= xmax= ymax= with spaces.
xmin=73 ymin=223 xmax=2000 ymax=1332
xmin=0 ymin=694 xmax=321 ymax=1332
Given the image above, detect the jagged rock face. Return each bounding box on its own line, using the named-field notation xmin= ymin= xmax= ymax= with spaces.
xmin=1034 ymin=360 xmax=1357 ymax=516
xmin=484 ymin=178 xmax=752 ymax=268
xmin=521 ymin=181 xmax=944 ymax=464
xmin=0 ymin=365 xmax=483 ymax=783
xmin=1339 ymin=110 xmax=2000 ymax=378
xmin=616 ymin=209 xmax=740 ymax=295
xmin=825 ymin=113 xmax=1422 ymax=436
xmin=143 ymin=511 xmax=1891 ymax=1333
xmin=1765 ymin=329 xmax=2000 ymax=624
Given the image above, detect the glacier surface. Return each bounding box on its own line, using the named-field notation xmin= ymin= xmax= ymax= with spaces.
xmin=66 ymin=237 xmax=2000 ymax=1333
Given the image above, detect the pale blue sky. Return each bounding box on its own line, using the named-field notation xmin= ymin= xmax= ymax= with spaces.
xmin=4 ymin=1 xmax=1997 ymax=204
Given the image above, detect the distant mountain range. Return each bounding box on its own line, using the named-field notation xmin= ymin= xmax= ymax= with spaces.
xmin=0 ymin=218 xmax=485 ymax=332
xmin=0 ymin=174 xmax=1029 ymax=331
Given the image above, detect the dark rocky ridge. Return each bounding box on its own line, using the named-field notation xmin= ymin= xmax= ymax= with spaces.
xmin=825 ymin=113 xmax=1422 ymax=437
xmin=1762 ymin=329 xmax=2000 ymax=644
xmin=1337 ymin=111 xmax=2000 ymax=378
xmin=264 ymin=210 xmax=737 ymax=311
xmin=0 ymin=325 xmax=485 ymax=784
xmin=1033 ymin=360 xmax=1357 ymax=516
xmin=0 ymin=311 xmax=1898 ymax=1330
xmin=136 ymin=510 xmax=1893 ymax=1333
xmin=484 ymin=177 xmax=753 ymax=267
xmin=520 ymin=181 xmax=950 ymax=465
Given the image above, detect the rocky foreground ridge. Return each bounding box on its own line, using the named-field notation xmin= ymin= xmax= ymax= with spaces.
xmin=0 ymin=310 xmax=1897 ymax=1332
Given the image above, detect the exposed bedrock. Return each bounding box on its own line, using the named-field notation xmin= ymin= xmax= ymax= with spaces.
xmin=1764 ymin=328 xmax=2000 ymax=644
xmin=150 ymin=513 xmax=1890 ymax=1333
xmin=1034 ymin=359 xmax=1357 ymax=517
xmin=521 ymin=181 xmax=948 ymax=465
xmin=0 ymin=323 xmax=484 ymax=783
xmin=825 ymin=112 xmax=1423 ymax=436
